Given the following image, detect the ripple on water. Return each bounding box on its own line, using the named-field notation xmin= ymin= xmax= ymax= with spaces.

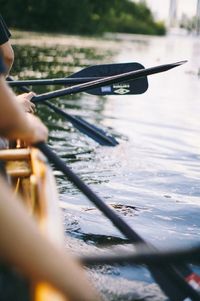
xmin=12 ymin=32 xmax=200 ymax=300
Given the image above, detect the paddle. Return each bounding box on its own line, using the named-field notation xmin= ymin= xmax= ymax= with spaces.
xmin=44 ymin=101 xmax=118 ymax=146
xmin=8 ymin=77 xmax=118 ymax=146
xmin=36 ymin=141 xmax=200 ymax=301
xmin=7 ymin=62 xmax=148 ymax=95
xmin=32 ymin=61 xmax=187 ymax=103
xmin=10 ymin=61 xmax=185 ymax=146
xmin=81 ymin=243 xmax=200 ymax=266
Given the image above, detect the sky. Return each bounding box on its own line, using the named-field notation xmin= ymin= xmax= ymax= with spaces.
xmin=134 ymin=0 xmax=198 ymax=21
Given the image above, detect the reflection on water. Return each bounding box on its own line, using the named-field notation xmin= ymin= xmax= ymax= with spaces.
xmin=12 ymin=31 xmax=200 ymax=300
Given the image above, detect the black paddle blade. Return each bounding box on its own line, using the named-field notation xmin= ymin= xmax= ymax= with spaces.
xmin=69 ymin=62 xmax=148 ymax=95
xmin=32 ymin=60 xmax=187 ymax=103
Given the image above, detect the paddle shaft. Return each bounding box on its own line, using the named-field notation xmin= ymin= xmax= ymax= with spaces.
xmin=36 ymin=142 xmax=200 ymax=301
xmin=8 ymin=77 xmax=102 ymax=86
xmin=45 ymin=101 xmax=118 ymax=146
xmin=81 ymin=244 xmax=200 ymax=266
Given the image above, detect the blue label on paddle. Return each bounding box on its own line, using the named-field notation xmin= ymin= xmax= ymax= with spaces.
xmin=101 ymin=86 xmax=112 ymax=92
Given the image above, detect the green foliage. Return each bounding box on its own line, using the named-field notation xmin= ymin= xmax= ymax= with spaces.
xmin=1 ymin=0 xmax=166 ymax=36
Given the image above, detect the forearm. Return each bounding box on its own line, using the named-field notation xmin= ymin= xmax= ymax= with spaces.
xmin=0 ymin=177 xmax=100 ymax=301
xmin=0 ymin=77 xmax=34 ymax=140
xmin=0 ymin=77 xmax=48 ymax=143
xmin=0 ymin=41 xmax=14 ymax=75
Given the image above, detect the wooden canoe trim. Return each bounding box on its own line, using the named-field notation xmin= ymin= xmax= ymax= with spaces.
xmin=0 ymin=148 xmax=30 ymax=160
xmin=4 ymin=146 xmax=67 ymax=301
xmin=34 ymin=282 xmax=67 ymax=301
xmin=6 ymin=160 xmax=31 ymax=177
xmin=29 ymin=148 xmax=67 ymax=301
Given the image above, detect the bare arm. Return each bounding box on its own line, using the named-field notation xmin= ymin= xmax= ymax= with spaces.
xmin=0 ymin=40 xmax=14 ymax=75
xmin=0 ymin=176 xmax=101 ymax=301
xmin=0 ymin=76 xmax=47 ymax=143
xmin=0 ymin=74 xmax=101 ymax=301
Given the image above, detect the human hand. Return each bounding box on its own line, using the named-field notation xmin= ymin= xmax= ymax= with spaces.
xmin=16 ymin=92 xmax=36 ymax=113
xmin=25 ymin=113 xmax=48 ymax=144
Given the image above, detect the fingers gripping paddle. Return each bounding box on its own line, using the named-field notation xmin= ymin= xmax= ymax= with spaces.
xmin=7 ymin=62 xmax=148 ymax=96
xmin=9 ymin=77 xmax=118 ymax=146
xmin=69 ymin=62 xmax=148 ymax=95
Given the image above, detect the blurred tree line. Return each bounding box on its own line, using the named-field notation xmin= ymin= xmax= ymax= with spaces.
xmin=1 ymin=0 xmax=166 ymax=35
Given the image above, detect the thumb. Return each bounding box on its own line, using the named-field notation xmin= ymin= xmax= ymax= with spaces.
xmin=27 ymin=92 xmax=36 ymax=100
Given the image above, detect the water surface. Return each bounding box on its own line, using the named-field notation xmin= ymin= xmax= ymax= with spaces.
xmin=12 ymin=31 xmax=200 ymax=300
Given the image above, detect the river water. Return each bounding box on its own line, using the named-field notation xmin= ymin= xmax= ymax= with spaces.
xmin=12 ymin=31 xmax=200 ymax=300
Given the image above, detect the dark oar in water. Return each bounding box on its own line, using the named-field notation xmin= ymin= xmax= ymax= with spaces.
xmin=36 ymin=141 xmax=200 ymax=301
xmin=81 ymin=243 xmax=200 ymax=266
xmin=31 ymin=61 xmax=187 ymax=103
xmin=8 ymin=62 xmax=148 ymax=95
xmin=44 ymin=101 xmax=118 ymax=146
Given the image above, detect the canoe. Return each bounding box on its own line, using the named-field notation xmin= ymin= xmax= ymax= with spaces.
xmin=0 ymin=142 xmax=67 ymax=301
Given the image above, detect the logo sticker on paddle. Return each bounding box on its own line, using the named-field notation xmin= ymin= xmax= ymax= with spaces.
xmin=100 ymin=84 xmax=130 ymax=94
xmin=113 ymin=84 xmax=130 ymax=94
